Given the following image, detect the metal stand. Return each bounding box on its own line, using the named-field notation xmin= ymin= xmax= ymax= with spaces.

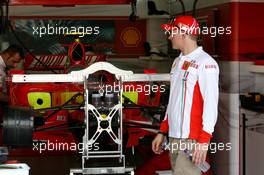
xmin=78 ymin=75 xmax=127 ymax=174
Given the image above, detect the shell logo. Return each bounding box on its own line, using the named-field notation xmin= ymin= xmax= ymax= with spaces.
xmin=120 ymin=27 xmax=141 ymax=47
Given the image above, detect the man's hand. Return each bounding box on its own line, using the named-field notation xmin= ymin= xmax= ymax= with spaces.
xmin=192 ymin=143 xmax=209 ymax=166
xmin=152 ymin=133 xmax=165 ymax=154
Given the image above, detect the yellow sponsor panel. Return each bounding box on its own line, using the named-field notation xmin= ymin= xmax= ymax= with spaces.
xmin=61 ymin=92 xmax=83 ymax=104
xmin=28 ymin=92 xmax=51 ymax=110
xmin=122 ymin=92 xmax=138 ymax=104
xmin=61 ymin=92 xmax=84 ymax=113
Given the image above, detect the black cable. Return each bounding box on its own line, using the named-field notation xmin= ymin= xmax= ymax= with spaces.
xmin=124 ymin=104 xmax=164 ymax=110
xmin=43 ymin=92 xmax=83 ymax=121
xmin=178 ymin=0 xmax=186 ymax=15
xmin=192 ymin=0 xmax=199 ymax=17
xmin=0 ymin=6 xmax=3 ymax=34
xmin=5 ymin=0 xmax=9 ymax=33
xmin=122 ymin=94 xmax=137 ymax=105
xmin=242 ymin=113 xmax=246 ymax=175
xmin=35 ymin=122 xmax=69 ymax=132
xmin=35 ymin=104 xmax=83 ymax=112
xmin=124 ymin=124 xmax=159 ymax=130
xmin=124 ymin=121 xmax=159 ymax=129
xmin=36 ymin=123 xmax=85 ymax=132
xmin=37 ymin=125 xmax=85 ymax=132
xmin=0 ymin=1 xmax=5 ymax=34
xmin=8 ymin=22 xmax=58 ymax=73
xmin=129 ymin=0 xmax=137 ymax=22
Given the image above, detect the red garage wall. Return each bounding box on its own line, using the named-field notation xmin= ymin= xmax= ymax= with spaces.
xmin=238 ymin=3 xmax=264 ymax=54
xmin=195 ymin=2 xmax=264 ymax=61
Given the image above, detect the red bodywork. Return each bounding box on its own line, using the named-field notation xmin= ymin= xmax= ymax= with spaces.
xmin=7 ymin=41 xmax=162 ymax=157
xmin=8 ymin=81 xmax=161 ymax=151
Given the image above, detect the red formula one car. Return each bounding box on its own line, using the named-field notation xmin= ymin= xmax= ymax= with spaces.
xmin=1 ymin=39 xmax=176 ymax=174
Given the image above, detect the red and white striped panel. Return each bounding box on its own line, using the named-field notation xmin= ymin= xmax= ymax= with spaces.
xmin=24 ymin=54 xmax=106 ymax=70
xmin=24 ymin=55 xmax=68 ymax=70
xmin=85 ymin=55 xmax=106 ymax=65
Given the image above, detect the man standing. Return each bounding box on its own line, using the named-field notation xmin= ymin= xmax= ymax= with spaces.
xmin=0 ymin=44 xmax=24 ymax=102
xmin=152 ymin=16 xmax=219 ymax=175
